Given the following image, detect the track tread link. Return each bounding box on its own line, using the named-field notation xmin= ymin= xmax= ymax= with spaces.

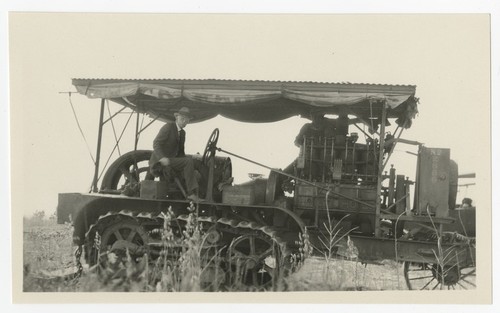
xmin=84 ymin=209 xmax=291 ymax=257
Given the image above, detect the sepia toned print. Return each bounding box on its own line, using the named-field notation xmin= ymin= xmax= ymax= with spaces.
xmin=11 ymin=13 xmax=490 ymax=303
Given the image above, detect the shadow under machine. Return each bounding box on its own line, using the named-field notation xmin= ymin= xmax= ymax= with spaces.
xmin=57 ymin=78 xmax=476 ymax=290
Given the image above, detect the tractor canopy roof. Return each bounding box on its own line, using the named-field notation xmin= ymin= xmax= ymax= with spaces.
xmin=72 ymin=78 xmax=418 ymax=128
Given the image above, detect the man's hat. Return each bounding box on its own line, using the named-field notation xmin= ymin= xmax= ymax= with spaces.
xmin=174 ymin=107 xmax=193 ymax=119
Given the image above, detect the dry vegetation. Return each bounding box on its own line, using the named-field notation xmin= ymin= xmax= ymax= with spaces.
xmin=23 ymin=209 xmax=408 ymax=292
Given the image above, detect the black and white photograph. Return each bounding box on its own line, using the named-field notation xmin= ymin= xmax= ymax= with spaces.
xmin=3 ymin=4 xmax=496 ymax=310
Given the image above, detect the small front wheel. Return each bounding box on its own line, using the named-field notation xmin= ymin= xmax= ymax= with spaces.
xmin=403 ymin=261 xmax=476 ymax=290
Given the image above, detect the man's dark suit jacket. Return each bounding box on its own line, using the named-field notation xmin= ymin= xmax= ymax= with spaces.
xmin=149 ymin=122 xmax=185 ymax=167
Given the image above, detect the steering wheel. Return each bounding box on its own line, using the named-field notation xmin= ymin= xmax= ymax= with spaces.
xmin=202 ymin=128 xmax=220 ymax=165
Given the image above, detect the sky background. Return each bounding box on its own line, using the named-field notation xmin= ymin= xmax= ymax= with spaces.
xmin=9 ymin=14 xmax=489 ymax=217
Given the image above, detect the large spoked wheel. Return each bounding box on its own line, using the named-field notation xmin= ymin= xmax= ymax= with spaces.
xmin=100 ymin=150 xmax=154 ymax=193
xmin=403 ymin=261 xmax=476 ymax=290
xmin=202 ymin=128 xmax=219 ymax=165
xmin=98 ymin=219 xmax=150 ymax=268
xmin=226 ymin=234 xmax=281 ymax=289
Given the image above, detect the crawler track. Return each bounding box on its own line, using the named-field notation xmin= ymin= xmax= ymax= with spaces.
xmin=81 ymin=209 xmax=296 ymax=288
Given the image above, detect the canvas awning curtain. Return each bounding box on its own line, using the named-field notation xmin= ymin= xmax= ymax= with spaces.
xmin=72 ymin=79 xmax=418 ymax=127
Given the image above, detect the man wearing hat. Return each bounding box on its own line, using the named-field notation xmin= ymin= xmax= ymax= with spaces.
xmin=149 ymin=107 xmax=203 ymax=202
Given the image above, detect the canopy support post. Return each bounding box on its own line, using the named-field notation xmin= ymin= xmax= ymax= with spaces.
xmin=375 ymin=101 xmax=387 ymax=237
xmin=92 ymin=98 xmax=106 ymax=192
xmin=134 ymin=111 xmax=140 ymax=152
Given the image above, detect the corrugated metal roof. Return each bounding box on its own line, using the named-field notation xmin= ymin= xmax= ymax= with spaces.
xmin=72 ymin=77 xmax=416 ymax=88
xmin=72 ymin=78 xmax=417 ymax=96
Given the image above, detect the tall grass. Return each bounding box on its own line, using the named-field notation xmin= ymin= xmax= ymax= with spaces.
xmin=23 ymin=212 xmax=76 ymax=291
xmin=23 ymin=207 xmax=407 ymax=292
